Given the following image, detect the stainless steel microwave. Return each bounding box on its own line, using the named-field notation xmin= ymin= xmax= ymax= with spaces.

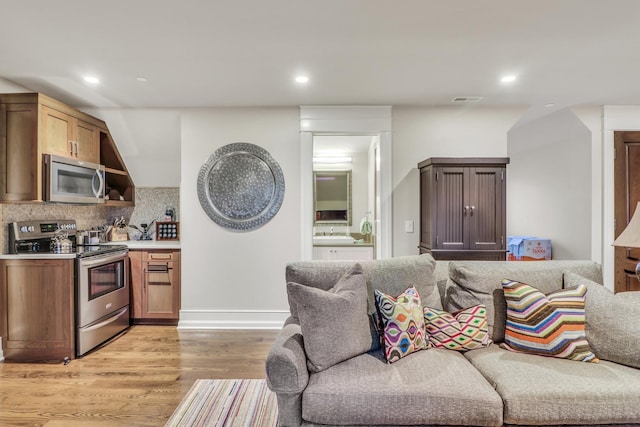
xmin=43 ymin=154 xmax=105 ymax=204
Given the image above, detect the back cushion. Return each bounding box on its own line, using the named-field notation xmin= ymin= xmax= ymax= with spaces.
xmin=565 ymin=272 xmax=640 ymax=369
xmin=286 ymin=254 xmax=440 ymax=320
xmin=445 ymin=260 xmax=602 ymax=342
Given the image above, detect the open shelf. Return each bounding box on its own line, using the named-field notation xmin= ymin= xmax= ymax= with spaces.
xmin=100 ymin=130 xmax=135 ymax=206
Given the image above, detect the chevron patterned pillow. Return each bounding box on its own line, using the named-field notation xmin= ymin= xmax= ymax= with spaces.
xmin=501 ymin=279 xmax=599 ymax=363
xmin=423 ymin=305 xmax=492 ymax=351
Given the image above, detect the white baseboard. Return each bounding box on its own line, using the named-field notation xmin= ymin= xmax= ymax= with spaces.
xmin=177 ymin=309 xmax=290 ymax=330
xmin=0 ymin=337 xmax=4 ymax=362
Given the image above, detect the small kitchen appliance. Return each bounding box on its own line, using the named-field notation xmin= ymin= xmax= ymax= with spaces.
xmin=8 ymin=219 xmax=130 ymax=357
xmin=43 ymin=154 xmax=105 ymax=204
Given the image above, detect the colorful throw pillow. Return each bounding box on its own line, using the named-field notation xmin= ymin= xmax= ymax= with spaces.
xmin=374 ymin=286 xmax=429 ymax=363
xmin=501 ymin=279 xmax=598 ymax=363
xmin=423 ymin=305 xmax=492 ymax=351
xmin=287 ymin=264 xmax=373 ymax=372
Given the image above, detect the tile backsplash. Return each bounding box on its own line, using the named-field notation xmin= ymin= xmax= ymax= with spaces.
xmin=1 ymin=187 xmax=179 ymax=252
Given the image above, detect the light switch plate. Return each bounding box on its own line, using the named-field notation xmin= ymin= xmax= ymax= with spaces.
xmin=405 ymin=220 xmax=414 ymax=233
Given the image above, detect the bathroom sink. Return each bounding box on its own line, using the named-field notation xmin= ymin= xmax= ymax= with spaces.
xmin=313 ymin=235 xmax=355 ymax=245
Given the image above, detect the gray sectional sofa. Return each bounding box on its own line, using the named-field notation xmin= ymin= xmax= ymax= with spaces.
xmin=265 ymin=254 xmax=640 ymax=426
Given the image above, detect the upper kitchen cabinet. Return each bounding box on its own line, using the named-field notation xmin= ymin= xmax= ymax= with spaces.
xmin=41 ymin=105 xmax=99 ymax=163
xmin=0 ymin=93 xmax=135 ymax=205
xmin=418 ymin=157 xmax=509 ymax=261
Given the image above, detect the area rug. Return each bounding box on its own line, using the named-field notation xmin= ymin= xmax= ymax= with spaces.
xmin=165 ymin=379 xmax=278 ymax=427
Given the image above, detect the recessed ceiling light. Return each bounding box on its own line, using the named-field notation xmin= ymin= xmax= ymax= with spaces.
xmin=500 ymin=75 xmax=517 ymax=84
xmin=545 ymin=103 xmax=556 ymax=108
xmin=136 ymin=76 xmax=148 ymax=83
xmin=295 ymin=75 xmax=309 ymax=84
xmin=83 ymin=75 xmax=100 ymax=84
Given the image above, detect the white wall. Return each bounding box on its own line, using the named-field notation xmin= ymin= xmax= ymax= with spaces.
xmin=179 ymin=108 xmax=301 ymax=328
xmin=0 ymin=78 xmax=27 ymax=92
xmin=82 ymin=109 xmax=182 ymax=187
xmin=508 ymin=109 xmax=592 ymax=260
xmin=570 ymin=106 xmax=603 ymax=263
xmin=391 ymin=106 xmax=526 ymax=256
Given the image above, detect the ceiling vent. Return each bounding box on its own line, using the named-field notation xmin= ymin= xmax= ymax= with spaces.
xmin=451 ymin=96 xmax=483 ymax=103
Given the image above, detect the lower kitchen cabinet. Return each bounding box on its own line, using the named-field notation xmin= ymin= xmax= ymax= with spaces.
xmin=129 ymin=249 xmax=181 ymax=324
xmin=0 ymin=258 xmax=75 ymax=362
xmin=312 ymin=245 xmax=374 ymax=261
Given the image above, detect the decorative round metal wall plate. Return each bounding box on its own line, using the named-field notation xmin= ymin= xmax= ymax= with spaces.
xmin=197 ymin=142 xmax=285 ymax=231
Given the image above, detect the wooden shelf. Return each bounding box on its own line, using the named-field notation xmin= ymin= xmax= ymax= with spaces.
xmin=105 ymin=167 xmax=128 ymax=176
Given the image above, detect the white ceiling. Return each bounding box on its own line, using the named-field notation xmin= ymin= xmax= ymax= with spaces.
xmin=2 ymin=0 xmax=640 ymax=124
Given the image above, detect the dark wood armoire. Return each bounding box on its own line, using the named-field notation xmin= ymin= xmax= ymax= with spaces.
xmin=418 ymin=157 xmax=509 ymax=260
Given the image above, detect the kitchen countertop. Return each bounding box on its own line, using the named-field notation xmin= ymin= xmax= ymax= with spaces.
xmin=103 ymin=240 xmax=181 ymax=250
xmin=313 ymin=242 xmax=374 ymax=247
xmin=0 ymin=253 xmax=77 ymax=260
xmin=1 ymin=241 xmax=181 ymax=259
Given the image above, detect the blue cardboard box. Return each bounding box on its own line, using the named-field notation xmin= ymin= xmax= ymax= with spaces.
xmin=507 ymin=236 xmax=552 ymax=261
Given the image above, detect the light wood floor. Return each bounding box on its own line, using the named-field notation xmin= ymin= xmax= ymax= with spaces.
xmin=0 ymin=325 xmax=279 ymax=427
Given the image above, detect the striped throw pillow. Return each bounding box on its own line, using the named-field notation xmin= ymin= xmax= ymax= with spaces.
xmin=423 ymin=305 xmax=492 ymax=351
xmin=501 ymin=279 xmax=598 ymax=363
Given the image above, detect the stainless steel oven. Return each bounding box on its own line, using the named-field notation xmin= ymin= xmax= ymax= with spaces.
xmin=8 ymin=219 xmax=130 ymax=358
xmin=76 ymin=249 xmax=130 ymax=356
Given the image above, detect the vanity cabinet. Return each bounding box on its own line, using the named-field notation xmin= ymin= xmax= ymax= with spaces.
xmin=0 ymin=92 xmax=135 ymax=205
xmin=418 ymin=157 xmax=509 ymax=260
xmin=312 ymin=245 xmax=374 ymax=261
xmin=0 ymin=258 xmax=75 ymax=362
xmin=129 ymin=249 xmax=181 ymax=324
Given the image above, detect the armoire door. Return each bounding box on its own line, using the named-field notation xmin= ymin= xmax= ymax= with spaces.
xmin=468 ymin=167 xmax=505 ymax=251
xmin=435 ymin=167 xmax=466 ymax=251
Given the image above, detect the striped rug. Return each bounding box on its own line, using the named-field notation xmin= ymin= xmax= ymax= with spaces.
xmin=165 ymin=379 xmax=278 ymax=427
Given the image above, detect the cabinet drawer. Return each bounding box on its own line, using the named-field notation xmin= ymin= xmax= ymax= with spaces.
xmin=143 ymin=250 xmax=180 ymax=262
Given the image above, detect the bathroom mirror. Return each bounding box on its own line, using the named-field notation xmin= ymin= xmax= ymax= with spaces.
xmin=314 ymin=171 xmax=352 ymax=225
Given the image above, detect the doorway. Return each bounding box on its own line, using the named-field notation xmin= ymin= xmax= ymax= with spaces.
xmin=312 ymin=134 xmax=377 ymax=260
xmin=299 ymin=106 xmax=392 ymax=261
xmin=613 ymin=131 xmax=640 ymax=292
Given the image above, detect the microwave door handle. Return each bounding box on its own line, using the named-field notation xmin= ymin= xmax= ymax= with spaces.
xmin=92 ymin=170 xmax=104 ymax=199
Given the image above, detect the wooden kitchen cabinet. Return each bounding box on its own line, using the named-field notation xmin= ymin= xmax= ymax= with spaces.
xmin=41 ymin=105 xmax=100 ymax=163
xmin=418 ymin=157 xmax=509 ymax=260
xmin=0 ymin=258 xmax=75 ymax=362
xmin=129 ymin=249 xmax=181 ymax=324
xmin=0 ymin=92 xmax=135 ymax=205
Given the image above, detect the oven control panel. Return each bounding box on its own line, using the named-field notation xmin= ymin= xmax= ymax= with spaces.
xmin=8 ymin=219 xmax=77 ymax=254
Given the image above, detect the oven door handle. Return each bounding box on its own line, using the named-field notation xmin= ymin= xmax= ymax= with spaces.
xmin=81 ymin=306 xmax=129 ymax=332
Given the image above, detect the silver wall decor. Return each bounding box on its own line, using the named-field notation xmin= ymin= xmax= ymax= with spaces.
xmin=197 ymin=142 xmax=285 ymax=231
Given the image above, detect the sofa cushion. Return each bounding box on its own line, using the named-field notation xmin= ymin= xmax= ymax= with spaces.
xmin=302 ymin=348 xmax=503 ymax=426
xmin=445 ymin=260 xmax=602 ymax=342
xmin=286 ymin=254 xmax=440 ymax=321
xmin=374 ymin=286 xmax=429 ymax=363
xmin=287 ymin=263 xmax=372 ymax=372
xmin=501 ymin=279 xmax=598 ymax=362
xmin=423 ymin=304 xmax=491 ymax=351
xmin=565 ymin=271 xmax=640 ymax=369
xmin=465 ymin=344 xmax=640 ymax=425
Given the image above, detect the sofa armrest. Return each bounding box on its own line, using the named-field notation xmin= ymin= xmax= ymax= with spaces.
xmin=265 ymin=321 xmax=309 ymax=394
